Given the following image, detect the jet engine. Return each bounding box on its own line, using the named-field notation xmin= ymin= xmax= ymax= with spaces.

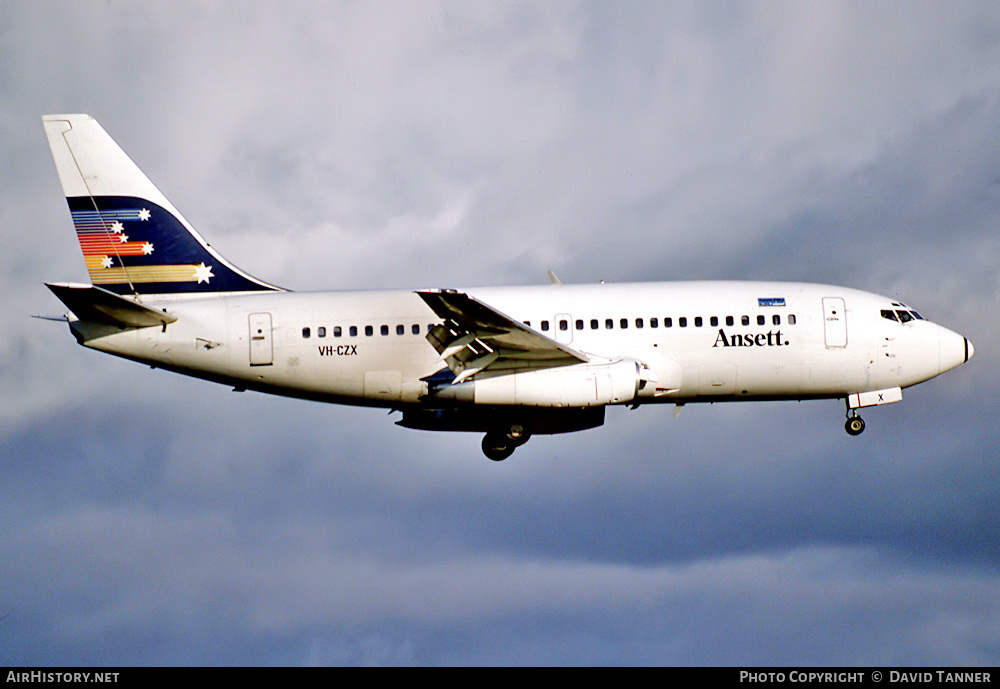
xmin=430 ymin=359 xmax=641 ymax=407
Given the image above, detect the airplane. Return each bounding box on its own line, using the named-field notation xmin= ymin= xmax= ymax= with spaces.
xmin=40 ymin=114 xmax=974 ymax=461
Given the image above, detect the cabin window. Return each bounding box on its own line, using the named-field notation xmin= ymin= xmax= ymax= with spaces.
xmin=664 ymin=317 xmax=672 ymax=328
xmin=559 ymin=319 xmax=569 ymax=331
xmin=350 ymin=326 xmax=358 ymax=337
xmin=524 ymin=321 xmax=530 ymax=327
xmin=318 ymin=327 xmax=326 ymax=338
xmin=396 ymin=324 xmax=405 ymax=335
xmin=576 ymin=319 xmax=584 ymax=330
xmin=710 ymin=316 xmax=718 ymax=327
xmin=620 ymin=318 xmax=628 ymax=329
xmin=365 ymin=325 xmax=373 ymax=336
xmin=302 ymin=327 xmax=311 ymax=338
xmin=726 ymin=316 xmax=734 ymax=326
xmin=650 ymin=317 xmax=658 ymax=328
xmin=679 ymin=317 xmax=688 ymax=328
xmin=757 ymin=315 xmax=766 ymax=326
xmin=694 ymin=317 xmax=703 ymax=327
xmin=541 ymin=320 xmax=550 ymax=331
xmin=378 ymin=325 xmax=387 ymax=336
xmin=334 ymin=326 xmax=342 ymax=338
xmin=636 ymin=318 xmax=644 ymax=329
xmin=606 ymin=319 xmax=614 ymax=329
xmin=741 ymin=315 xmax=750 ymax=326
xmin=412 ymin=324 xmax=420 ymax=335
xmin=590 ymin=319 xmax=599 ymax=330
xmin=788 ymin=315 xmax=797 ymax=325
xmin=773 ymin=315 xmax=780 ymax=326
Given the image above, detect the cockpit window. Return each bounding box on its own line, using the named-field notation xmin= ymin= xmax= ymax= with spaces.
xmin=911 ymin=311 xmax=924 ymax=320
xmin=897 ymin=310 xmax=914 ymax=323
xmin=881 ymin=310 xmax=899 ymax=322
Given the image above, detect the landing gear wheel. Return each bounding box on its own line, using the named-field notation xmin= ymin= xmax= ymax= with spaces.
xmin=504 ymin=422 xmax=532 ymax=446
xmin=845 ymin=416 xmax=865 ymax=436
xmin=482 ymin=433 xmax=515 ymax=461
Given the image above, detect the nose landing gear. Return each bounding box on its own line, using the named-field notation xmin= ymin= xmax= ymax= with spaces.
xmin=845 ymin=414 xmax=866 ymax=436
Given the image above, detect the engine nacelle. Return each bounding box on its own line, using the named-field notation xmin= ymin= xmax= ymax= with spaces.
xmin=432 ymin=359 xmax=641 ymax=407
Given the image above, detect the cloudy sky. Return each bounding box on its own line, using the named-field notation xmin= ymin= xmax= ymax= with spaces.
xmin=2 ymin=1 xmax=998 ymax=665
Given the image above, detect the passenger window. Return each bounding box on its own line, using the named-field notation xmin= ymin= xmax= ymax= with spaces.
xmin=318 ymin=327 xmax=326 ymax=338
xmin=541 ymin=320 xmax=550 ymax=331
xmin=575 ymin=319 xmax=584 ymax=330
xmin=606 ymin=319 xmax=614 ymax=329
xmin=524 ymin=321 xmax=530 ymax=327
xmin=380 ymin=325 xmax=389 ymax=336
xmin=365 ymin=325 xmax=373 ymax=336
xmin=710 ymin=316 xmax=718 ymax=327
xmin=741 ymin=315 xmax=750 ymax=326
xmin=679 ymin=317 xmax=687 ymax=328
xmin=650 ymin=317 xmax=658 ymax=328
xmin=636 ymin=318 xmax=643 ymax=329
xmin=757 ymin=315 xmax=766 ymax=326
xmin=412 ymin=324 xmax=420 ymax=335
xmin=302 ymin=327 xmax=311 ymax=339
xmin=590 ymin=319 xmax=599 ymax=330
xmin=559 ymin=320 xmax=568 ymax=331
xmin=350 ymin=326 xmax=358 ymax=337
xmin=694 ymin=317 xmax=703 ymax=327
xmin=726 ymin=316 xmax=734 ymax=326
xmin=619 ymin=318 xmax=628 ymax=329
xmin=788 ymin=315 xmax=797 ymax=325
xmin=664 ymin=317 xmax=672 ymax=328
xmin=396 ymin=324 xmax=405 ymax=335
xmin=773 ymin=315 xmax=780 ymax=326
xmin=334 ymin=326 xmax=342 ymax=338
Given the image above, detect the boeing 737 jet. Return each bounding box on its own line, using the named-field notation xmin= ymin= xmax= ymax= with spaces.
xmin=41 ymin=114 xmax=974 ymax=460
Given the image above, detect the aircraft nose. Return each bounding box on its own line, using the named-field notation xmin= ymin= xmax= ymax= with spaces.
xmin=939 ymin=327 xmax=973 ymax=374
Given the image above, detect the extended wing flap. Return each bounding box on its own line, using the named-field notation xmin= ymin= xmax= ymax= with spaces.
xmin=46 ymin=282 xmax=177 ymax=328
xmin=417 ymin=289 xmax=587 ymax=379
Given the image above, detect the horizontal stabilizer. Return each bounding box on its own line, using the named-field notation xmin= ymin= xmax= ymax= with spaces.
xmin=46 ymin=282 xmax=177 ymax=328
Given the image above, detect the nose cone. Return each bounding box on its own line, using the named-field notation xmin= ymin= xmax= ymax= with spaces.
xmin=939 ymin=326 xmax=973 ymax=374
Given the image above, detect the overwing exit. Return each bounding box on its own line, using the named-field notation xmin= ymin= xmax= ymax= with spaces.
xmin=41 ymin=114 xmax=973 ymax=460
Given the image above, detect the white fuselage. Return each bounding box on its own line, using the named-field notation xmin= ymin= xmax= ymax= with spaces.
xmin=69 ymin=280 xmax=970 ymax=408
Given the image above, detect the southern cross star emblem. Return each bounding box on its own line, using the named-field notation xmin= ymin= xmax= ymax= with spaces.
xmin=110 ymin=221 xmax=124 ymax=234
xmin=138 ymin=208 xmax=151 ymax=221
xmin=101 ymin=256 xmax=113 ymax=268
xmin=193 ymin=262 xmax=214 ymax=284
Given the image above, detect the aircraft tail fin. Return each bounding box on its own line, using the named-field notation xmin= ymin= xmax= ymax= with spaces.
xmin=42 ymin=114 xmax=282 ymax=295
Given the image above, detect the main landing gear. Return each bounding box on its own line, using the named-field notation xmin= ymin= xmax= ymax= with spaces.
xmin=481 ymin=421 xmax=532 ymax=461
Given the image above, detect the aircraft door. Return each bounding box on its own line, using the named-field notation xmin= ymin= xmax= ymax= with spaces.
xmin=248 ymin=312 xmax=273 ymax=366
xmin=822 ymin=297 xmax=848 ymax=348
xmin=554 ymin=313 xmax=574 ymax=344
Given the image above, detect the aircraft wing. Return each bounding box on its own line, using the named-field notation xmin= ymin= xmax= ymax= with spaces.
xmin=417 ymin=289 xmax=588 ymax=382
